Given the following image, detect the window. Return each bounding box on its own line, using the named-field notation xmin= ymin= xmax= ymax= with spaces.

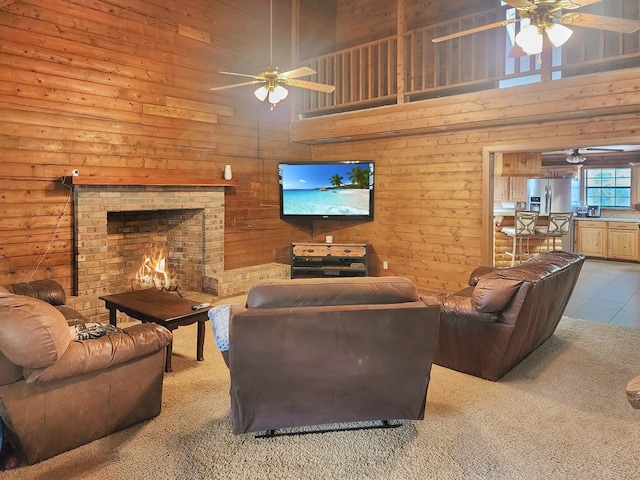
xmin=585 ymin=168 xmax=631 ymax=207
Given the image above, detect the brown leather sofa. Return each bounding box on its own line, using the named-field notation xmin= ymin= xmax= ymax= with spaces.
xmin=223 ymin=276 xmax=440 ymax=435
xmin=421 ymin=252 xmax=585 ymax=381
xmin=0 ymin=280 xmax=172 ymax=464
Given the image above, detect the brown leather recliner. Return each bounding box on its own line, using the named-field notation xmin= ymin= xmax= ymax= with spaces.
xmin=421 ymin=252 xmax=585 ymax=381
xmin=0 ymin=280 xmax=172 ymax=464
xmin=224 ymin=276 xmax=440 ymax=435
xmin=3 ymin=279 xmax=86 ymax=325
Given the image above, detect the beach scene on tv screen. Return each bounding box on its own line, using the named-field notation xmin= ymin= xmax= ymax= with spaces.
xmin=280 ymin=163 xmax=372 ymax=216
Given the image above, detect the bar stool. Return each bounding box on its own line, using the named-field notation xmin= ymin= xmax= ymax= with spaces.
xmin=536 ymin=212 xmax=574 ymax=252
xmin=501 ymin=210 xmax=539 ymax=266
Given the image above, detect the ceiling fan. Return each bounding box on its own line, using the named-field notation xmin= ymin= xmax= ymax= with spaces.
xmin=209 ymin=0 xmax=335 ymax=110
xmin=565 ymin=146 xmax=625 ymax=163
xmin=432 ymin=1 xmax=640 ymax=56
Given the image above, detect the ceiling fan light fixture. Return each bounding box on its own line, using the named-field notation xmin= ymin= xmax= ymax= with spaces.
xmin=515 ymin=24 xmax=543 ymax=55
xmin=545 ymin=23 xmax=573 ymax=48
xmin=254 ymin=86 xmax=269 ymax=101
xmin=269 ymin=85 xmax=289 ymax=104
xmin=566 ymin=149 xmax=586 ymax=164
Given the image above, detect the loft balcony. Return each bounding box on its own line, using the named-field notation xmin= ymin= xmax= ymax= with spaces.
xmin=294 ymin=3 xmax=640 ymax=118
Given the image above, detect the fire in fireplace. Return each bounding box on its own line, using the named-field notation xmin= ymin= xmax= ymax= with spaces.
xmin=133 ymin=248 xmax=179 ymax=292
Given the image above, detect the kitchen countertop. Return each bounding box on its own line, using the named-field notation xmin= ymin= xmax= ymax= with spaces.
xmin=574 ymin=217 xmax=640 ymax=223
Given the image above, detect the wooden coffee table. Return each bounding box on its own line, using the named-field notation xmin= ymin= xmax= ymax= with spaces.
xmin=99 ymin=288 xmax=210 ymax=372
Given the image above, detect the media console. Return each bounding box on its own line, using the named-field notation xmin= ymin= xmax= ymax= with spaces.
xmin=290 ymin=242 xmax=369 ymax=279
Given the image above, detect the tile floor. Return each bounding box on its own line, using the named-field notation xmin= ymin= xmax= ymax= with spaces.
xmin=564 ymin=258 xmax=640 ymax=328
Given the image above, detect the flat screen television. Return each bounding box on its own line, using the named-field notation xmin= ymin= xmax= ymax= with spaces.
xmin=279 ymin=161 xmax=374 ymax=220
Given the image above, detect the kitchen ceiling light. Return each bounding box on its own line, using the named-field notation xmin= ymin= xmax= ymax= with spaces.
xmin=566 ymin=149 xmax=586 ymax=164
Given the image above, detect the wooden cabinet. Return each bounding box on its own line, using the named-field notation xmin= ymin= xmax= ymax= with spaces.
xmin=494 ymin=176 xmax=528 ymax=202
xmin=495 ymin=152 xmax=542 ymax=176
xmin=509 ymin=177 xmax=528 ymax=202
xmin=632 ymin=164 xmax=640 ymax=206
xmin=575 ymin=221 xmax=607 ymax=258
xmin=291 ymin=242 xmax=369 ymax=278
xmin=607 ymin=222 xmax=639 ymax=261
xmin=575 ymin=220 xmax=640 ymax=260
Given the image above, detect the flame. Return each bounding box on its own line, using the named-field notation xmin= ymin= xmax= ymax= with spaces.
xmin=134 ymin=249 xmax=178 ymax=290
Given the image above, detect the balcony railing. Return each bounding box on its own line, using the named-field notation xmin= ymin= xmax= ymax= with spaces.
xmin=299 ymin=36 xmax=398 ymax=113
xmin=297 ymin=3 xmax=640 ymax=117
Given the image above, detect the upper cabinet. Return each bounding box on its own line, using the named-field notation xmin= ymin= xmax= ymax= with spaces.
xmin=495 ymin=153 xmax=542 ymax=177
xmin=494 ymin=176 xmax=527 ymax=203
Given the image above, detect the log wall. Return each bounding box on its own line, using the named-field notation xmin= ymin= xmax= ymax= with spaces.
xmin=292 ymin=67 xmax=640 ymax=292
xmin=2 ymin=0 xmax=640 ymax=297
xmin=0 ymin=0 xmax=311 ymax=293
xmin=334 ymin=0 xmax=495 ymax=48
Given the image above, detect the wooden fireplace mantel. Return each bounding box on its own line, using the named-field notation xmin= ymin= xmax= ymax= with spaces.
xmin=62 ymin=176 xmax=238 ymax=187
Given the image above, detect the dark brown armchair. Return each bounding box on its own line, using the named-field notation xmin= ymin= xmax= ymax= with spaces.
xmin=0 ymin=280 xmax=172 ymax=464
xmin=222 ymin=276 xmax=440 ymax=435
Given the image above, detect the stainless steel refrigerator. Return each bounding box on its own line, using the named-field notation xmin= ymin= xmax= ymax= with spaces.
xmin=526 ymin=178 xmax=576 ymax=252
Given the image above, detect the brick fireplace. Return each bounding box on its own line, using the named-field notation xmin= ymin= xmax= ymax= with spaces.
xmin=66 ymin=176 xmax=289 ymax=322
xmin=73 ymin=182 xmax=226 ymax=298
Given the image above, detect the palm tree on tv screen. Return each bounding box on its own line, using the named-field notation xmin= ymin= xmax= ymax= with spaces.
xmin=329 ymin=174 xmax=343 ymax=188
xmin=348 ymin=166 xmax=370 ymax=189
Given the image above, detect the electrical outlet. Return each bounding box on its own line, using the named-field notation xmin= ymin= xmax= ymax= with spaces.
xmin=383 ymin=261 xmax=389 ymax=270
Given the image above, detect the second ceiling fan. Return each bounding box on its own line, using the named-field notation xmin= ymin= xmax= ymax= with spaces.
xmin=432 ymin=0 xmax=640 ymax=55
xmin=210 ymin=0 xmax=335 ymax=110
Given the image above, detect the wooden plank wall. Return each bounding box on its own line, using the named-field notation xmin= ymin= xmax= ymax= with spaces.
xmin=306 ymin=112 xmax=640 ymax=292
xmin=309 ymin=134 xmax=484 ymax=292
xmin=0 ymin=0 xmax=311 ymax=292
xmin=293 ymin=62 xmax=640 ymax=292
xmin=335 ymin=0 xmax=496 ymax=48
xmin=299 ymin=0 xmax=337 ymax=58
xmin=3 ymin=0 xmax=640 ymax=297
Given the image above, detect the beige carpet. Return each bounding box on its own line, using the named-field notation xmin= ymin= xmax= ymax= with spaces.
xmin=3 ymin=316 xmax=639 ymax=480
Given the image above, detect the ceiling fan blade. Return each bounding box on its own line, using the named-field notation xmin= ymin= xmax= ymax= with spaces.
xmin=279 ymin=66 xmax=317 ymax=79
xmin=559 ymin=0 xmax=603 ymax=9
xmin=503 ymin=0 xmax=535 ymax=8
xmin=432 ymin=19 xmax=517 ymax=43
xmin=584 ymin=147 xmax=625 ymax=152
xmin=218 ymin=71 xmax=264 ymax=80
xmin=210 ymin=80 xmax=263 ymax=91
xmin=284 ymin=78 xmax=335 ymax=93
xmin=561 ymin=12 xmax=640 ymax=34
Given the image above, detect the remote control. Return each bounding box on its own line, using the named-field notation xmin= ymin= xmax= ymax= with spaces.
xmin=191 ymin=302 xmax=211 ymax=310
